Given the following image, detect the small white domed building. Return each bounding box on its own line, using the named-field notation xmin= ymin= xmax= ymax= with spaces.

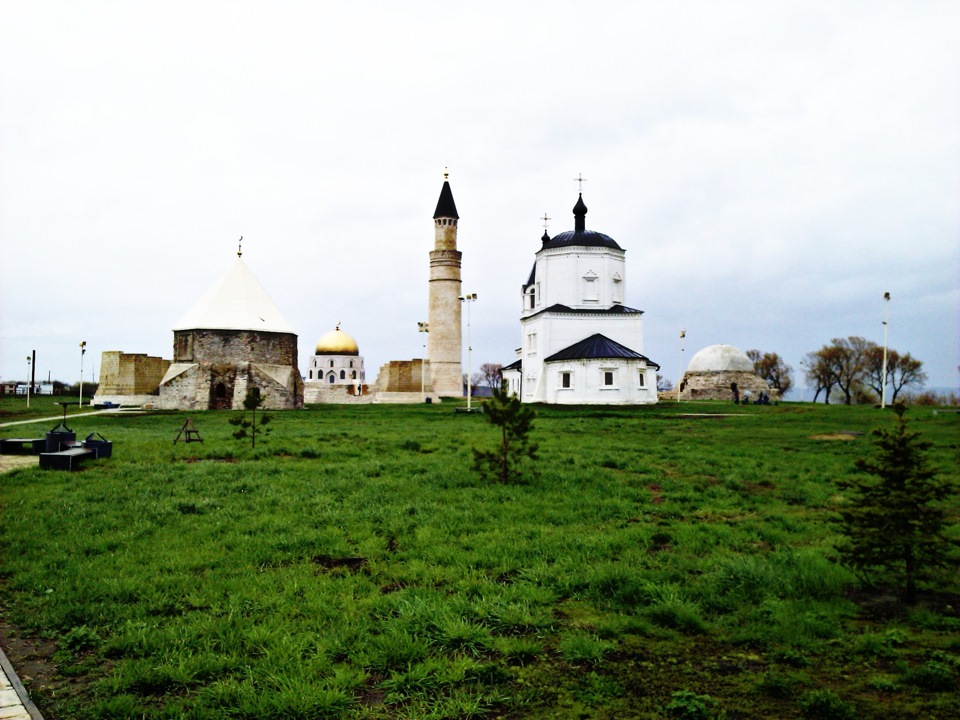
xmin=678 ymin=344 xmax=778 ymax=402
xmin=303 ymin=324 xmax=367 ymax=402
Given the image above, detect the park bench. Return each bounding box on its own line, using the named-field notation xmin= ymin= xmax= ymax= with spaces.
xmin=40 ymin=447 xmax=95 ymax=471
xmin=0 ymin=437 xmax=46 ymax=454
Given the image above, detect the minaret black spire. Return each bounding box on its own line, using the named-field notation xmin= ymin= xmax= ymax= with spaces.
xmin=433 ymin=171 xmax=459 ymax=219
xmin=573 ymin=193 xmax=587 ymax=233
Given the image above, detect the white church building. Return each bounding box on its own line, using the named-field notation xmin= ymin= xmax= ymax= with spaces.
xmin=502 ymin=193 xmax=660 ymax=404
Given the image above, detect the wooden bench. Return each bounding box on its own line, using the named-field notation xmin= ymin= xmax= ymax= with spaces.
xmin=0 ymin=438 xmax=46 ymax=454
xmin=40 ymin=447 xmax=95 ymax=471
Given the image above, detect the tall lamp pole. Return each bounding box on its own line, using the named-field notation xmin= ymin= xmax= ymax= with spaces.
xmin=881 ymin=292 xmax=890 ymax=408
xmin=677 ymin=329 xmax=685 ymax=402
xmin=798 ymin=360 xmax=805 ymax=403
xmin=418 ymin=321 xmax=429 ymax=403
xmin=26 ymin=355 xmax=31 ymax=408
xmin=79 ymin=341 xmax=87 ymax=408
xmin=459 ymin=293 xmax=477 ymax=410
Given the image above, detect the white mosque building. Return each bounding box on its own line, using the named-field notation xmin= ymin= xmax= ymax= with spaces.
xmin=502 ymin=193 xmax=660 ymax=404
xmin=307 ymin=324 xmax=365 ymax=387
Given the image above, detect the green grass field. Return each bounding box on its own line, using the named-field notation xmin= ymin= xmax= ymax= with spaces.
xmin=1 ymin=398 xmax=958 ymax=719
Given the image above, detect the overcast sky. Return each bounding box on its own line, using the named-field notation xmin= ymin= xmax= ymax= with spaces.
xmin=2 ymin=1 xmax=957 ymax=398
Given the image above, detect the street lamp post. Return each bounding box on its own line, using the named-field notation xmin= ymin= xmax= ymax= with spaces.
xmin=798 ymin=360 xmax=805 ymax=403
xmin=418 ymin=321 xmax=429 ymax=403
xmin=459 ymin=293 xmax=477 ymax=411
xmin=26 ymin=356 xmax=31 ymax=408
xmin=677 ymin=329 xmax=685 ymax=402
xmin=79 ymin=341 xmax=87 ymax=408
xmin=881 ymin=292 xmax=890 ymax=408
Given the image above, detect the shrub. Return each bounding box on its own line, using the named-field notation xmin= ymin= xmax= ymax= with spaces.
xmin=665 ymin=690 xmax=721 ymax=719
xmin=799 ymin=689 xmax=857 ymax=720
xmin=902 ymin=660 xmax=955 ymax=691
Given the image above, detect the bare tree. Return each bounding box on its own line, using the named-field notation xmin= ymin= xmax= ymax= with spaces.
xmin=819 ymin=337 xmax=875 ymax=405
xmin=657 ymin=373 xmax=674 ymax=392
xmin=804 ymin=350 xmax=837 ymax=404
xmin=747 ymin=350 xmax=793 ymax=396
xmin=864 ymin=346 xmax=927 ymax=403
xmin=463 ymin=373 xmax=484 ymax=395
xmin=480 ymin=363 xmax=503 ymax=390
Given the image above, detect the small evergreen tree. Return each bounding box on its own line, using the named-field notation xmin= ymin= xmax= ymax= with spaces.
xmin=229 ymin=388 xmax=271 ymax=449
xmin=837 ymin=404 xmax=957 ymax=602
xmin=473 ymin=380 xmax=538 ymax=483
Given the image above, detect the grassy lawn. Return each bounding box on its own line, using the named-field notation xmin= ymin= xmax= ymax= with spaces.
xmin=1 ymin=398 xmax=958 ymax=719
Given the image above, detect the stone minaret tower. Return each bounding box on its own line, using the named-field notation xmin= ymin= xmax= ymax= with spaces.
xmin=427 ymin=172 xmax=463 ymax=396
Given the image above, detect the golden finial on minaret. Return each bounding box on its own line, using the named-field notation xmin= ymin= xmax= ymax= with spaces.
xmin=237 ymin=236 xmax=243 ymax=257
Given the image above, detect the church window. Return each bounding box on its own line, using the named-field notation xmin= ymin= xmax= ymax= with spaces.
xmin=527 ymin=332 xmax=537 ymax=354
xmin=351 ymin=371 xmax=357 ymax=379
xmin=309 ymin=370 xmax=313 ymax=379
xmin=340 ymin=370 xmax=346 ymax=379
xmin=349 ymin=360 xmax=354 ymax=368
xmin=561 ymin=372 xmax=571 ymax=389
xmin=604 ymin=371 xmax=614 ymax=386
xmin=638 ymin=371 xmax=645 ymax=387
xmin=535 ymin=282 xmax=541 ymax=306
xmin=583 ymin=271 xmax=599 ymax=302
xmin=329 ymin=360 xmax=334 ymax=368
xmin=612 ymin=274 xmax=623 ymax=304
xmin=328 ymin=373 xmax=335 ymax=383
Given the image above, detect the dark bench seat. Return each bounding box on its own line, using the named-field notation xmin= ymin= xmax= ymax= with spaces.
xmin=0 ymin=438 xmax=47 ymax=454
xmin=40 ymin=447 xmax=95 ymax=471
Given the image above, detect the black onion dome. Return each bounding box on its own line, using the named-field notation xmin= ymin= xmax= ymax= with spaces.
xmin=542 ymin=229 xmax=622 ymax=250
xmin=541 ymin=193 xmax=622 ymax=250
xmin=433 ymin=180 xmax=459 ymax=219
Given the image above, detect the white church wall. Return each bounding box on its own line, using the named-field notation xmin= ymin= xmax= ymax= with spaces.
xmin=539 ymin=359 xmax=657 ymax=404
xmin=533 ymin=246 xmax=626 ymax=311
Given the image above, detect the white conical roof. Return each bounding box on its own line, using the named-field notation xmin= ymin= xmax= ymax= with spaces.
xmin=172 ymin=257 xmax=296 ymax=334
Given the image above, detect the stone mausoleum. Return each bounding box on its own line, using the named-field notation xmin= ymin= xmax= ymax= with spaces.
xmin=678 ymin=344 xmax=778 ymax=402
xmin=157 ymin=254 xmax=303 ymax=410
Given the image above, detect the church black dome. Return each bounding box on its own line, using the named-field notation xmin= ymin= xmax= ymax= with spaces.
xmin=541 ymin=229 xmax=622 ymax=250
xmin=540 ymin=192 xmax=623 ymax=250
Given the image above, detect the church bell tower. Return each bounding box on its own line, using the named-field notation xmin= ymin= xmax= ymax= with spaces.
xmin=427 ymin=172 xmax=463 ymax=396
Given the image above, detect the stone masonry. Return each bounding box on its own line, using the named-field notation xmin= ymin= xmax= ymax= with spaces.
xmin=428 ymin=178 xmax=463 ymax=397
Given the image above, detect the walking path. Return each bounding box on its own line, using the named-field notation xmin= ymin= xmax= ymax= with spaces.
xmin=0 ymin=410 xmax=119 ymax=719
xmin=0 ymin=644 xmax=43 ymax=720
xmin=0 ymin=409 xmax=119 ymax=429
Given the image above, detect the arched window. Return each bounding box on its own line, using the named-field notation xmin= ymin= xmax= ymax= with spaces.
xmin=340 ymin=370 xmax=346 ymax=379
xmin=349 ymin=360 xmax=354 ymax=368
xmin=351 ymin=371 xmax=357 ymax=379
xmin=309 ymin=370 xmax=313 ymax=379
xmin=329 ymin=360 xmax=334 ymax=368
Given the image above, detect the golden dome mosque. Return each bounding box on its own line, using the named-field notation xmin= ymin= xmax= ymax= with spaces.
xmin=305 ymin=323 xmax=366 ymax=398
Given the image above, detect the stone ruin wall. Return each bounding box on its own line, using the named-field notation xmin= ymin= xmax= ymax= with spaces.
xmin=98 ymin=351 xmax=171 ymax=395
xmin=303 ymin=384 xmax=374 ymax=405
xmin=174 ymin=329 xmax=298 ymax=366
xmin=159 ymin=330 xmax=303 ymax=410
xmin=678 ymin=370 xmax=780 ymax=402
